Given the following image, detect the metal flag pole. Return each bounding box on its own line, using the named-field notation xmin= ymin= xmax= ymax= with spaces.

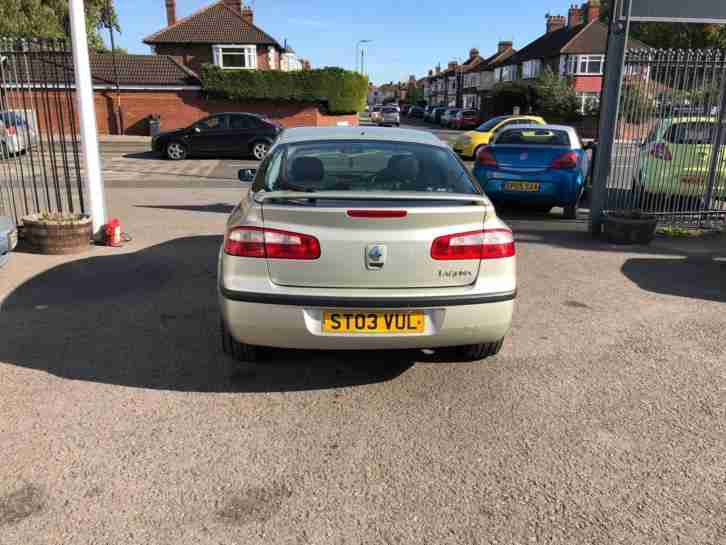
xmin=69 ymin=0 xmax=107 ymax=239
xmin=589 ymin=0 xmax=632 ymax=236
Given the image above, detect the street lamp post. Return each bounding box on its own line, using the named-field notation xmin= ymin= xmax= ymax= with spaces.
xmin=355 ymin=40 xmax=372 ymax=73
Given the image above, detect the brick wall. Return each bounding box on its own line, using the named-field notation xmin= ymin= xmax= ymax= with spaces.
xmin=153 ymin=43 xmax=212 ymax=74
xmin=16 ymin=89 xmax=358 ymax=136
xmin=573 ymin=76 xmax=603 ymax=93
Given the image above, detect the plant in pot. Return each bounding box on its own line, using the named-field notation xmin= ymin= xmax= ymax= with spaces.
xmin=604 ymin=209 xmax=658 ymax=245
xmin=22 ymin=212 xmax=92 ymax=254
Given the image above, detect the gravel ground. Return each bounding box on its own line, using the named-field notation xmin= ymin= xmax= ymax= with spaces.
xmin=0 ymin=188 xmax=724 ymax=544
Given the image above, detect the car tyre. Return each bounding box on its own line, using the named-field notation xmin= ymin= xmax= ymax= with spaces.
xmin=473 ymin=145 xmax=485 ymax=161
xmin=452 ymin=339 xmax=504 ymax=362
xmin=166 ymin=141 xmax=187 ymax=161
xmin=221 ymin=318 xmax=262 ymax=363
xmin=563 ymin=204 xmax=577 ymax=219
xmin=251 ymin=141 xmax=270 ymax=161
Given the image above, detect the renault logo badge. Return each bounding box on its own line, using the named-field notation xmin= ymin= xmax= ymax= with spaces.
xmin=366 ymin=244 xmax=387 ymax=270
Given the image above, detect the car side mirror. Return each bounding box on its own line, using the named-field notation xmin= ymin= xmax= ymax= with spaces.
xmin=238 ymin=168 xmax=257 ymax=183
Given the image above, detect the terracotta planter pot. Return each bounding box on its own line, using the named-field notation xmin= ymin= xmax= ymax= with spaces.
xmin=22 ymin=214 xmax=92 ymax=255
xmin=604 ymin=214 xmax=657 ymax=245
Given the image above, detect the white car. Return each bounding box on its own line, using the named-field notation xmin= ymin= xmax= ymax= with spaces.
xmin=0 ymin=215 xmax=17 ymax=268
xmin=219 ymin=127 xmax=516 ymax=362
xmin=0 ymin=111 xmax=37 ymax=156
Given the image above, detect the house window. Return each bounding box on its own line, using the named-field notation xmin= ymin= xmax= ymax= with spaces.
xmin=522 ymin=60 xmax=542 ymax=79
xmin=213 ymin=45 xmax=257 ymax=69
xmin=499 ymin=66 xmax=516 ymax=82
xmin=577 ymin=92 xmax=600 ymax=114
xmin=567 ymin=55 xmax=604 ymax=75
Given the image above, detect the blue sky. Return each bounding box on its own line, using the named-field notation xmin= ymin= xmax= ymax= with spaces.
xmin=111 ymin=0 xmax=579 ymax=84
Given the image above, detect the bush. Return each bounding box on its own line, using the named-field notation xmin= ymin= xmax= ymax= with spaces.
xmin=200 ymin=65 xmax=368 ymax=114
xmin=620 ymin=84 xmax=655 ymax=123
xmin=532 ymin=68 xmax=581 ymax=123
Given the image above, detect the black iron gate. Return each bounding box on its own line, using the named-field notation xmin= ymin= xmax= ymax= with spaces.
xmin=0 ymin=37 xmax=86 ymax=225
xmin=603 ymin=49 xmax=726 ymax=227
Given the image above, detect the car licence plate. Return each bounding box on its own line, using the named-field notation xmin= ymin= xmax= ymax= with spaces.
xmin=505 ymin=182 xmax=541 ymax=192
xmin=323 ymin=311 xmax=425 ymax=334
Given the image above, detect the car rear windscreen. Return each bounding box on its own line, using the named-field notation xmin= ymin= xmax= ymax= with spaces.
xmin=496 ymin=128 xmax=571 ymax=147
xmin=383 ymin=108 xmax=398 ymax=114
xmin=263 ymin=141 xmax=478 ymax=194
xmin=664 ymin=122 xmax=725 ymax=145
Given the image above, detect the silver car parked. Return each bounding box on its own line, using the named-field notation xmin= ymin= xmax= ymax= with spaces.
xmin=378 ymin=106 xmax=401 ymax=127
xmin=219 ymin=127 xmax=516 ymax=362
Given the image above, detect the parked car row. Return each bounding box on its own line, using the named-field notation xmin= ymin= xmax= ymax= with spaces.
xmin=411 ymin=106 xmax=484 ymax=130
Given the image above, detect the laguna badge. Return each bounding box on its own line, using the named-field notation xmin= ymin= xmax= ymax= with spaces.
xmin=366 ymin=244 xmax=387 ymax=270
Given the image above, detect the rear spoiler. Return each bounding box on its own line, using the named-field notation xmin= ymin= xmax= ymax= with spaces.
xmin=254 ymin=190 xmax=491 ymax=207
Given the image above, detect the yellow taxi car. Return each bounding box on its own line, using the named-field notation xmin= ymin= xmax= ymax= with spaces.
xmin=453 ymin=115 xmax=547 ymax=159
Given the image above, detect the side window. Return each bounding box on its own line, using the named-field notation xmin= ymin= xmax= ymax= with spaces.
xmin=196 ymin=115 xmax=228 ymax=131
xmin=494 ymin=119 xmax=517 ymax=133
xmin=229 ymin=115 xmax=252 ymax=130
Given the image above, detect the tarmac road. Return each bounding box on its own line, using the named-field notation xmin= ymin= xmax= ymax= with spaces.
xmin=0 ymin=184 xmax=724 ymax=544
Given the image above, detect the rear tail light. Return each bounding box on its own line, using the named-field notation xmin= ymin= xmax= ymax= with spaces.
xmin=650 ymin=143 xmax=673 ymax=161
xmin=550 ymin=151 xmax=579 ymax=170
xmin=6 ymin=125 xmax=16 ymax=136
xmin=224 ymin=227 xmax=320 ymax=260
xmin=431 ymin=229 xmax=515 ymax=260
xmin=347 ymin=210 xmax=407 ymax=218
xmin=476 ymin=146 xmax=498 ymax=168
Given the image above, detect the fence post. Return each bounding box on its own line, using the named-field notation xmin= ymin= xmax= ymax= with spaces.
xmin=703 ymin=81 xmax=726 ymax=213
xmin=589 ymin=0 xmax=630 ymax=236
xmin=69 ymin=0 xmax=106 ymax=239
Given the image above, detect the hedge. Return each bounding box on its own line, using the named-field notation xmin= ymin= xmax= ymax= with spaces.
xmin=200 ymin=65 xmax=368 ymax=114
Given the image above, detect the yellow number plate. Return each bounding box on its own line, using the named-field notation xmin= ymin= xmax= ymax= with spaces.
xmin=323 ymin=311 xmax=425 ymax=334
xmin=505 ymin=182 xmax=541 ymax=192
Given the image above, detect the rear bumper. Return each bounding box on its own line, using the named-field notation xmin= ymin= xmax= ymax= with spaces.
xmin=219 ymin=288 xmax=515 ymax=350
xmin=476 ymin=170 xmax=584 ymax=206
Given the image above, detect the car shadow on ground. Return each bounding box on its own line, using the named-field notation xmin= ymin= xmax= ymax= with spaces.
xmin=122 ymin=151 xmax=162 ymax=160
xmin=621 ymin=256 xmax=726 ymax=302
xmin=0 ymin=235 xmax=415 ymax=393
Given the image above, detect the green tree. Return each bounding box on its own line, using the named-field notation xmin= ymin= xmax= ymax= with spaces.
xmin=600 ymin=0 xmax=726 ymax=49
xmin=491 ymin=81 xmax=533 ymax=116
xmin=0 ymin=0 xmax=119 ymax=51
xmin=532 ymin=68 xmax=581 ymax=123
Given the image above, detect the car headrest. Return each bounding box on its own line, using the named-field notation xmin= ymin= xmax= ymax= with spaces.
xmin=290 ymin=157 xmax=325 ymax=183
xmin=389 ymin=155 xmax=419 ymax=180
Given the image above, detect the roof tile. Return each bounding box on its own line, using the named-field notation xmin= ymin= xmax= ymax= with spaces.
xmin=143 ymin=1 xmax=280 ymax=47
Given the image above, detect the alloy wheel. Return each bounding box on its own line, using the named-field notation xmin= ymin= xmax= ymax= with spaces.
xmin=253 ymin=142 xmax=269 ymax=160
xmin=167 ymin=142 xmax=185 ymax=160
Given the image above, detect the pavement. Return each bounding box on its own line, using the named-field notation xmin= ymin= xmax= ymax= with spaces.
xmin=1 ymin=131 xmax=726 ymax=544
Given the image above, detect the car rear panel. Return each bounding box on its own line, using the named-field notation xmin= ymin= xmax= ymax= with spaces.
xmin=260 ymin=198 xmax=486 ymax=288
xmin=474 ymin=146 xmax=584 ymax=204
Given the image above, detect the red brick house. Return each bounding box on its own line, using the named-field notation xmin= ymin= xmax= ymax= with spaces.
xmin=144 ymin=0 xmax=307 ymax=74
xmin=493 ymin=0 xmax=647 ymax=113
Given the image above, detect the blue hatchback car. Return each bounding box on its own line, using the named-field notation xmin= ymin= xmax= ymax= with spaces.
xmin=472 ymin=125 xmax=589 ymax=219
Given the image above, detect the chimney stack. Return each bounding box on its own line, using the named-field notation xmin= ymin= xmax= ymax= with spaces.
xmin=568 ymin=4 xmax=583 ymax=27
xmin=165 ymin=0 xmax=176 ymax=26
xmin=435 ymin=64 xmax=441 ymax=75
xmin=585 ymin=0 xmax=601 ymax=23
xmin=498 ymin=41 xmax=513 ymax=53
xmin=241 ymin=5 xmax=254 ymax=24
xmin=428 ymin=69 xmax=433 ymax=77
xmin=546 ymin=14 xmax=567 ymax=33
xmin=448 ymin=61 xmax=458 ymax=71
xmin=223 ymin=0 xmax=243 ymax=14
